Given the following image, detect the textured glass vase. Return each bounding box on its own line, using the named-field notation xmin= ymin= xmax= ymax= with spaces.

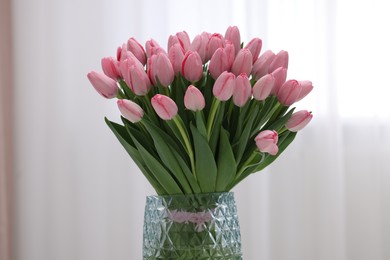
xmin=142 ymin=192 xmax=242 ymax=259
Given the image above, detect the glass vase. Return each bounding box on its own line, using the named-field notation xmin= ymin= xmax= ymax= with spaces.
xmin=142 ymin=192 xmax=242 ymax=259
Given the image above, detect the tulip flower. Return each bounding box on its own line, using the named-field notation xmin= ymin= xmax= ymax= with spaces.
xmin=231 ymin=49 xmax=253 ymax=76
xmin=253 ymin=74 xmax=275 ymax=101
xmin=224 ymin=42 xmax=235 ymax=69
xmin=277 ymin=79 xmax=302 ymax=106
xmin=285 ymin=110 xmax=313 ymax=132
xmin=145 ymin=39 xmax=166 ymax=58
xmin=122 ymin=64 xmax=151 ymax=96
xmin=252 ymin=50 xmax=276 ymax=80
xmin=225 ymin=26 xmax=241 ymax=55
xmin=190 ymin=34 xmax=208 ymax=63
xmin=184 ymin=85 xmax=205 ymax=111
xmin=295 ymin=80 xmax=313 ymax=102
xmin=101 ymin=57 xmax=120 ymax=80
xmin=255 ymin=130 xmax=279 ymax=155
xmin=213 ymin=71 xmax=235 ymax=101
xmin=270 ymin=67 xmax=288 ymax=95
xmin=148 ymin=53 xmax=174 ymax=87
xmin=206 ymin=33 xmax=224 ymax=61
xmin=168 ymin=43 xmax=185 ymax=75
xmin=268 ymin=50 xmax=289 ymax=73
xmin=127 ymin=37 xmax=147 ymax=65
xmin=87 ymin=71 xmax=118 ymax=99
xmin=244 ymin=38 xmax=262 ymax=62
xmin=176 ymin=31 xmax=191 ymax=52
xmin=233 ymin=73 xmax=252 ymax=107
xmin=182 ymin=51 xmax=203 ymax=82
xmin=117 ymin=99 xmax=144 ymax=123
xmin=151 ymin=94 xmax=178 ymax=120
xmin=209 ymin=48 xmax=229 ymax=79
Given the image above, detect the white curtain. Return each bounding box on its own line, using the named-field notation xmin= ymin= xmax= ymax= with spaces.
xmin=11 ymin=0 xmax=390 ymax=259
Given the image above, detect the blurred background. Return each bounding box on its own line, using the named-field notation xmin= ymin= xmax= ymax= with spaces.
xmin=1 ymin=0 xmax=389 ymax=259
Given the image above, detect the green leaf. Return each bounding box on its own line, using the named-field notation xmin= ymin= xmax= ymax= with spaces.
xmin=195 ymin=111 xmax=207 ymax=139
xmin=215 ymin=127 xmax=237 ymax=192
xmin=190 ymin=123 xmax=217 ymax=193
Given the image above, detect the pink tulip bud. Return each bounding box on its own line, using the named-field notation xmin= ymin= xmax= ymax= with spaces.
xmin=253 ymin=74 xmax=275 ymax=101
xmin=182 ymin=51 xmax=203 ymax=82
xmin=213 ymin=71 xmax=235 ymax=101
xmin=233 ymin=73 xmax=252 ymax=107
xmin=224 ymin=42 xmax=235 ymax=69
xmin=231 ymin=49 xmax=253 ymax=76
xmin=277 ymin=79 xmax=302 ymax=106
xmin=206 ymin=33 xmax=224 ymax=61
xmin=270 ymin=67 xmax=288 ymax=95
xmin=295 ymin=80 xmax=313 ymax=102
xmin=168 ymin=43 xmax=185 ymax=75
xmin=145 ymin=39 xmax=166 ymax=58
xmin=244 ymin=38 xmax=262 ymax=63
xmin=285 ymin=110 xmax=313 ymax=132
xmin=148 ymin=53 xmax=174 ymax=86
xmin=117 ymin=99 xmax=144 ymax=123
xmin=209 ymin=48 xmax=229 ymax=79
xmin=252 ymin=50 xmax=276 ymax=80
xmin=268 ymin=50 xmax=289 ymax=73
xmin=189 ymin=34 xmax=208 ymax=63
xmin=151 ymin=94 xmax=178 ymax=120
xmin=127 ymin=37 xmax=147 ymax=65
xmin=116 ymin=46 xmax=122 ymax=61
xmin=176 ymin=31 xmax=191 ymax=52
xmin=255 ymin=130 xmax=279 ymax=155
xmin=184 ymin=85 xmax=205 ymax=111
xmin=121 ymin=64 xmax=151 ymax=96
xmin=168 ymin=35 xmax=180 ymax=50
xmin=225 ymin=26 xmax=241 ymax=55
xmin=87 ymin=71 xmax=118 ymax=99
xmin=101 ymin=57 xmax=120 ymax=80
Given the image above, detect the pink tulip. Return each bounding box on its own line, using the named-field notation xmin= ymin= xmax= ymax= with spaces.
xmin=270 ymin=67 xmax=288 ymax=95
xmin=145 ymin=39 xmax=166 ymax=58
xmin=285 ymin=110 xmax=313 ymax=132
xmin=233 ymin=73 xmax=252 ymax=107
xmin=231 ymin=49 xmax=253 ymax=76
xmin=176 ymin=31 xmax=191 ymax=52
xmin=117 ymin=99 xmax=144 ymax=123
xmin=225 ymin=26 xmax=241 ymax=55
xmin=101 ymin=57 xmax=120 ymax=80
xmin=209 ymin=48 xmax=229 ymax=79
xmin=255 ymin=130 xmax=279 ymax=155
xmin=119 ymin=52 xmax=145 ymax=73
xmin=121 ymin=64 xmax=151 ymax=96
xmin=182 ymin=51 xmax=203 ymax=82
xmin=295 ymin=80 xmax=313 ymax=102
xmin=206 ymin=33 xmax=224 ymax=61
xmin=224 ymin=42 xmax=235 ymax=69
xmin=268 ymin=50 xmax=289 ymax=73
xmin=253 ymin=74 xmax=275 ymax=101
xmin=148 ymin=53 xmax=174 ymax=86
xmin=151 ymin=94 xmax=178 ymax=120
xmin=244 ymin=38 xmax=262 ymax=62
xmin=87 ymin=71 xmax=118 ymax=99
xmin=168 ymin=43 xmax=185 ymax=75
xmin=252 ymin=50 xmax=276 ymax=80
xmin=213 ymin=71 xmax=235 ymax=101
xmin=127 ymin=37 xmax=147 ymax=65
xmin=116 ymin=46 xmax=122 ymax=61
xmin=277 ymin=79 xmax=302 ymax=106
xmin=184 ymin=85 xmax=205 ymax=111
xmin=189 ymin=34 xmax=208 ymax=63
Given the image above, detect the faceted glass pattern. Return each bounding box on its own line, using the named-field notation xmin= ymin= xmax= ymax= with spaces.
xmin=143 ymin=192 xmax=243 ymax=259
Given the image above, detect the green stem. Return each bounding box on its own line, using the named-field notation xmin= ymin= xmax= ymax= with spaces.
xmin=206 ymin=98 xmax=220 ymax=140
xmin=236 ymin=151 xmax=259 ymax=179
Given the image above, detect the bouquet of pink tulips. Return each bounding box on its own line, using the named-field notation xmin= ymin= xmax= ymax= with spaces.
xmin=87 ymin=26 xmax=313 ymax=195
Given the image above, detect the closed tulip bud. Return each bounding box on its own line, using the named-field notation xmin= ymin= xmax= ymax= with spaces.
xmin=122 ymin=64 xmax=151 ymax=96
xmin=127 ymin=37 xmax=147 ymax=65
xmin=189 ymin=34 xmax=208 ymax=63
xmin=225 ymin=26 xmax=241 ymax=55
xmin=255 ymin=130 xmax=279 ymax=155
xmin=206 ymin=33 xmax=224 ymax=61
xmin=151 ymin=94 xmax=178 ymax=120
xmin=252 ymin=50 xmax=276 ymax=80
xmin=87 ymin=71 xmax=118 ymax=99
xmin=209 ymin=48 xmax=229 ymax=79
xmin=117 ymin=99 xmax=144 ymax=123
xmin=253 ymin=74 xmax=275 ymax=101
xmin=244 ymin=38 xmax=262 ymax=63
xmin=101 ymin=57 xmax=120 ymax=80
xmin=224 ymin=42 xmax=235 ymax=69
xmin=233 ymin=73 xmax=252 ymax=107
xmin=148 ymin=53 xmax=174 ymax=87
xmin=184 ymin=85 xmax=205 ymax=111
xmin=213 ymin=71 xmax=235 ymax=101
xmin=182 ymin=51 xmax=203 ymax=82
xmin=116 ymin=46 xmax=122 ymax=61
xmin=176 ymin=31 xmax=191 ymax=52
xmin=277 ymin=79 xmax=302 ymax=106
xmin=268 ymin=50 xmax=289 ymax=73
xmin=285 ymin=110 xmax=313 ymax=132
xmin=231 ymin=49 xmax=253 ymax=76
xmin=145 ymin=39 xmax=166 ymax=58
xmin=295 ymin=80 xmax=313 ymax=102
xmin=168 ymin=43 xmax=185 ymax=75
xmin=270 ymin=67 xmax=288 ymax=95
